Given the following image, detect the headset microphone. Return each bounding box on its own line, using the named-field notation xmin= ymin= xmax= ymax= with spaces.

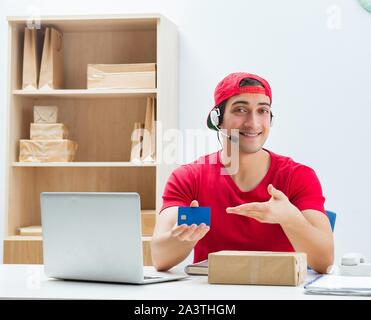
xmin=217 ymin=127 xmax=239 ymax=143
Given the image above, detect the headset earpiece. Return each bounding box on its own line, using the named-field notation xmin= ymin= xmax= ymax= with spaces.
xmin=210 ymin=108 xmax=220 ymax=129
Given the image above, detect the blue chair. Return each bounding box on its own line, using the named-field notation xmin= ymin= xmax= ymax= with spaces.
xmin=325 ymin=210 xmax=336 ymax=232
xmin=307 ymin=210 xmax=336 ymax=272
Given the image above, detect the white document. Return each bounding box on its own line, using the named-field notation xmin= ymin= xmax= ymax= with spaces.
xmin=304 ymin=274 xmax=371 ymax=296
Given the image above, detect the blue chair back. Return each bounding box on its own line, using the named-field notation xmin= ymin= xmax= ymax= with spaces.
xmin=325 ymin=210 xmax=336 ymax=232
xmin=307 ymin=210 xmax=337 ymax=271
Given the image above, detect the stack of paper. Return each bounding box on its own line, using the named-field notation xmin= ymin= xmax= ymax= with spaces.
xmin=304 ymin=274 xmax=371 ymax=296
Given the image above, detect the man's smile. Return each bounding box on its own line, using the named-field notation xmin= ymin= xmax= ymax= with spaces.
xmin=239 ymin=131 xmax=262 ymax=138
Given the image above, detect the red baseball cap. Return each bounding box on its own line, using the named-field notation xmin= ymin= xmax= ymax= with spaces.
xmin=207 ymin=72 xmax=272 ymax=130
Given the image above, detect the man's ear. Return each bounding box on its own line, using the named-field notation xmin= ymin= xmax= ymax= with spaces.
xmin=270 ymin=112 xmax=274 ymax=127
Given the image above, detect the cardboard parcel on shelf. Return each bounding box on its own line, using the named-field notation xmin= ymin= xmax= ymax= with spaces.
xmin=208 ymin=250 xmax=307 ymax=286
xmin=87 ymin=63 xmax=156 ymax=89
xmin=30 ymin=123 xmax=69 ymax=140
xmin=34 ymin=106 xmax=58 ymax=123
xmin=19 ymin=139 xmax=78 ymax=162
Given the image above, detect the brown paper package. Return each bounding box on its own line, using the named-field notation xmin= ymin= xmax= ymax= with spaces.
xmin=34 ymin=106 xmax=58 ymax=123
xmin=208 ymin=251 xmax=307 ymax=286
xmin=30 ymin=123 xmax=69 ymax=140
xmin=19 ymin=140 xmax=78 ymax=162
xmin=87 ymin=63 xmax=156 ymax=89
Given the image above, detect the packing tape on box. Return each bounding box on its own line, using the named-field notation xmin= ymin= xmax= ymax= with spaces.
xmin=246 ymin=258 xmax=261 ymax=284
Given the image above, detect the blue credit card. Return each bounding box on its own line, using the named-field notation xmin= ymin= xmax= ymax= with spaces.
xmin=177 ymin=207 xmax=211 ymax=226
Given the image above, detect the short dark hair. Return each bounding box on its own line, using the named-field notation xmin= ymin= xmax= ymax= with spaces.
xmin=216 ymin=77 xmax=273 ymax=126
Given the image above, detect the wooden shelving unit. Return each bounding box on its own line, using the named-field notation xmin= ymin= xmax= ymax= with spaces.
xmin=3 ymin=14 xmax=178 ymax=265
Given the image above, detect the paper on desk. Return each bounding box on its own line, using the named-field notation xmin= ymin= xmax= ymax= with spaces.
xmin=304 ymin=274 xmax=371 ymax=296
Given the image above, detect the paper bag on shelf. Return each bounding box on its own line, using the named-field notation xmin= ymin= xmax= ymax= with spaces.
xmin=19 ymin=139 xmax=78 ymax=162
xmin=208 ymin=251 xmax=307 ymax=286
xmin=22 ymin=28 xmax=41 ymax=89
xmin=130 ymin=122 xmax=144 ymax=163
xmin=87 ymin=63 xmax=156 ymax=89
xmin=30 ymin=123 xmax=69 ymax=140
xmin=141 ymin=97 xmax=156 ymax=162
xmin=38 ymin=27 xmax=64 ymax=89
xmin=34 ymin=106 xmax=58 ymax=123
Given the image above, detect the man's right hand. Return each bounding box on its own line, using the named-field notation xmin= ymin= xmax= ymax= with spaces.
xmin=170 ymin=200 xmax=210 ymax=243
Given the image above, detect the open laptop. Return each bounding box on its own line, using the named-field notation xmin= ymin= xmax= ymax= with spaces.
xmin=40 ymin=192 xmax=186 ymax=284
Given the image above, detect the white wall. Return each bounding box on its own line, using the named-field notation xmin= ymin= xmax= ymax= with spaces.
xmin=1 ymin=0 xmax=370 ymax=265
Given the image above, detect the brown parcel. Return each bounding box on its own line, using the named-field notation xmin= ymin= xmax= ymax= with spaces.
xmin=30 ymin=123 xmax=68 ymax=140
xmin=34 ymin=106 xmax=58 ymax=123
xmin=19 ymin=140 xmax=77 ymax=162
xmin=87 ymin=63 xmax=156 ymax=89
xmin=208 ymin=251 xmax=307 ymax=286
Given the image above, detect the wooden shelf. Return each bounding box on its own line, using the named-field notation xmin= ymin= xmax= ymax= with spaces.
xmin=141 ymin=210 xmax=156 ymax=215
xmin=5 ymin=235 xmax=43 ymax=241
xmin=7 ymin=14 xmax=160 ymax=32
xmin=4 ymin=14 xmax=178 ymax=266
xmin=141 ymin=210 xmax=156 ymax=236
xmin=12 ymin=162 xmax=157 ymax=167
xmin=13 ymin=89 xmax=157 ymax=98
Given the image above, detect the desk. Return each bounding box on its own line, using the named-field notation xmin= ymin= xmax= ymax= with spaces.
xmin=0 ymin=264 xmax=369 ymax=300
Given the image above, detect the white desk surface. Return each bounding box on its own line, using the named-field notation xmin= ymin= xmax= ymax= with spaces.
xmin=0 ymin=264 xmax=369 ymax=300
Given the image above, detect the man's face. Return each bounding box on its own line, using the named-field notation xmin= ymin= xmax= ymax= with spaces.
xmin=220 ymin=92 xmax=271 ymax=154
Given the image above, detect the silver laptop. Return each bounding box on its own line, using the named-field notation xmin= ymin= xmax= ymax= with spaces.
xmin=40 ymin=192 xmax=186 ymax=284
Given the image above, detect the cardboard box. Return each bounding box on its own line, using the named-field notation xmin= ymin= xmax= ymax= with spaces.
xmin=208 ymin=251 xmax=307 ymax=286
xmin=19 ymin=139 xmax=78 ymax=162
xmin=34 ymin=106 xmax=58 ymax=123
xmin=87 ymin=63 xmax=156 ymax=89
xmin=30 ymin=123 xmax=69 ymax=140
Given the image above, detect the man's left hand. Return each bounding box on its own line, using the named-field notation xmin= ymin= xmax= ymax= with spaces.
xmin=226 ymin=184 xmax=299 ymax=226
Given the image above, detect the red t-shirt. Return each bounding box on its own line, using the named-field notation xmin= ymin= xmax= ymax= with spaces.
xmin=160 ymin=148 xmax=326 ymax=263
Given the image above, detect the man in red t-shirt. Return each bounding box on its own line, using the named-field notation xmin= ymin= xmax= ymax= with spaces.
xmin=151 ymin=72 xmax=334 ymax=273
